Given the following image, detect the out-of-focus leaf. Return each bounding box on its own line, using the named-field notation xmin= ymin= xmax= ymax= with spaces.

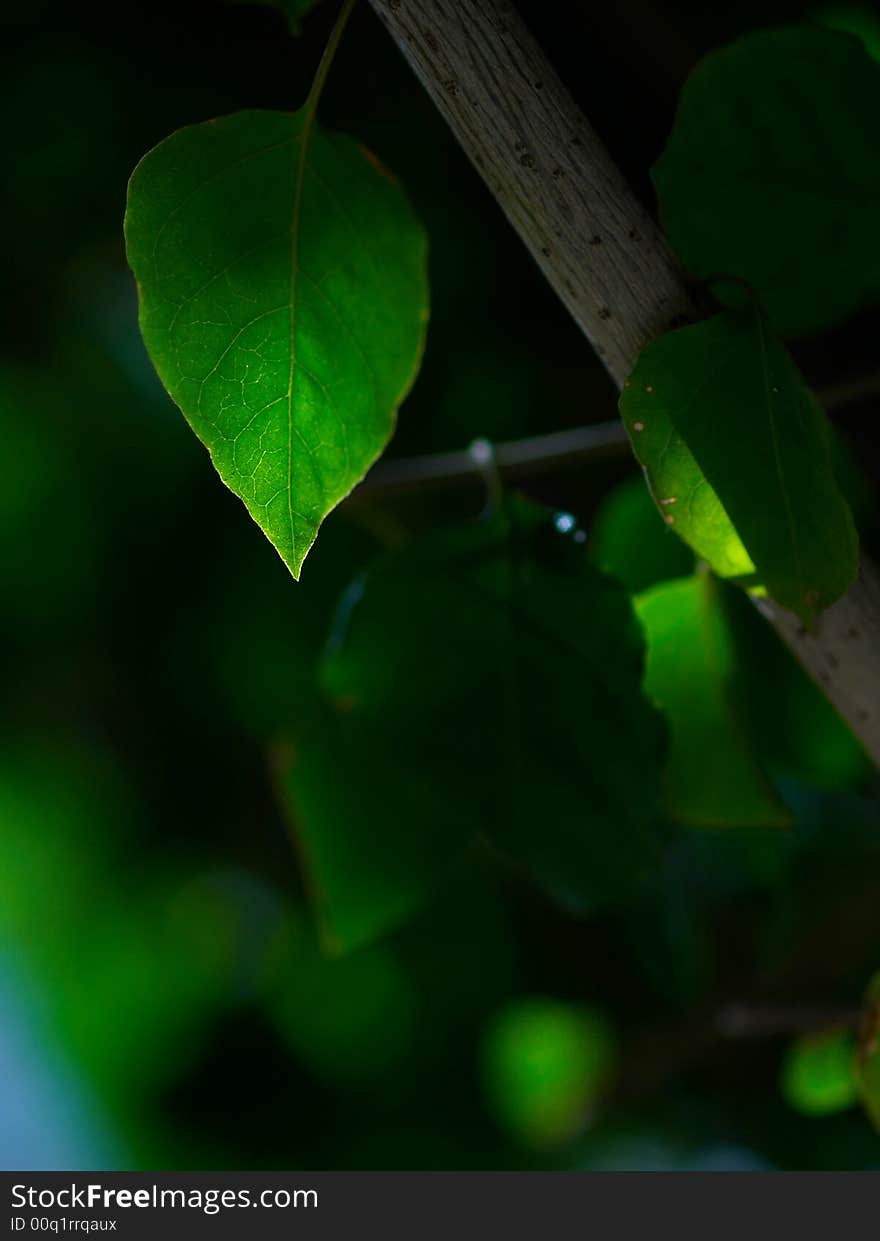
xmin=482 ymin=998 xmax=616 ymax=1148
xmin=591 ymin=475 xmax=694 ymax=594
xmin=0 ymin=743 xmax=226 ymax=1104
xmin=819 ymin=3 xmax=880 ymax=62
xmin=856 ymin=972 xmax=880 ymax=1131
xmin=636 ymin=574 xmax=789 ymax=827
xmin=725 ymin=587 xmax=869 ymax=790
xmin=654 ymin=27 xmax=880 ymax=336
xmin=781 ymin=1028 xmax=859 ymax=1116
xmin=280 ymin=497 xmax=666 ymax=951
xmin=620 ymin=308 xmax=858 ymax=622
xmin=266 ymin=909 xmax=418 ymax=1084
xmin=125 ymin=108 xmax=428 ymax=578
xmin=816 ymin=5 xmax=880 ymax=63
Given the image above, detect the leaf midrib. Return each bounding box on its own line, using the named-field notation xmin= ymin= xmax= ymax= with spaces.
xmin=286 ymin=108 xmax=317 ymax=570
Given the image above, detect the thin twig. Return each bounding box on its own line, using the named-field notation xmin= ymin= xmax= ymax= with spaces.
xmin=716 ymin=1002 xmax=863 ymax=1040
xmin=352 ymin=371 xmax=880 ymax=495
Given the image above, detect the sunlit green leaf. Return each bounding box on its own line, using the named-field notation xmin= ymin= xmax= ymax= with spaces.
xmin=591 ymin=475 xmax=694 ymax=595
xmin=482 ymin=998 xmax=616 ymax=1147
xmin=280 ymin=498 xmax=666 ymax=950
xmin=125 ymin=108 xmax=428 ymax=578
xmin=620 ymin=307 xmax=858 ymax=622
xmin=636 ymin=574 xmax=789 ymax=827
xmin=654 ymin=27 xmax=880 ymax=336
xmin=0 ymin=743 xmax=225 ymax=1103
xmin=781 ymin=1028 xmax=858 ymax=1116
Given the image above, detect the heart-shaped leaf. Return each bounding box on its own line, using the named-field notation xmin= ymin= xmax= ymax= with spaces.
xmin=125 ymin=108 xmax=428 ymax=578
xmin=620 ymin=307 xmax=858 ymax=623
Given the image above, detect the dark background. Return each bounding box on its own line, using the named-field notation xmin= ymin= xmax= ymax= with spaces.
xmin=1 ymin=0 xmax=879 ymax=1170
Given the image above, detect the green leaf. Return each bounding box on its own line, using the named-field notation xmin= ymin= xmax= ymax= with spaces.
xmin=781 ymin=1028 xmax=859 ymax=1116
xmin=653 ymin=26 xmax=880 ymax=337
xmin=266 ymin=908 xmax=418 ymax=1083
xmin=125 ymin=109 xmax=428 ymax=579
xmin=620 ymin=307 xmax=858 ymax=623
xmin=856 ymin=972 xmax=880 ymax=1131
xmin=636 ymin=574 xmax=789 ymax=828
xmin=591 ymin=474 xmax=694 ymax=595
xmin=816 ymin=5 xmax=880 ymax=64
xmin=275 ymin=699 xmax=475 ymax=954
xmin=279 ymin=498 xmax=666 ymax=950
xmin=481 ymin=998 xmax=617 ymax=1148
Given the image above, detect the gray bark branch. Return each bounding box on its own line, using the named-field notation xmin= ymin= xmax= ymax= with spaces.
xmin=367 ymin=0 xmax=880 ymax=764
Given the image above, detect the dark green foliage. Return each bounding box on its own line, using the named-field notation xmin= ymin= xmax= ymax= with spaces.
xmin=282 ymin=498 xmax=667 ymax=949
xmin=4 ymin=0 xmax=880 ymax=1174
xmin=654 ymin=26 xmax=880 ymax=337
xmin=591 ymin=475 xmax=694 ymax=594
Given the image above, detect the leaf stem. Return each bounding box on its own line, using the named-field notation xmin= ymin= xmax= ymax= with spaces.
xmin=305 ymin=0 xmax=358 ymax=118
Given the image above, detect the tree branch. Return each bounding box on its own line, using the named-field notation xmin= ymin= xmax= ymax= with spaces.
xmin=367 ymin=0 xmax=880 ymax=764
xmin=353 ymin=372 xmax=880 ymax=494
xmin=356 ymin=419 xmax=629 ymax=493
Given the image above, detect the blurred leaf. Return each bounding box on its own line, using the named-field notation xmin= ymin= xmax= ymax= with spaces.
xmin=482 ymin=998 xmax=616 ymax=1148
xmin=591 ymin=475 xmax=694 ymax=594
xmin=725 ymin=587 xmax=869 ymax=790
xmin=0 ymin=743 xmax=225 ymax=1105
xmin=276 ymin=704 xmax=473 ymax=955
xmin=654 ymin=27 xmax=880 ymax=337
xmin=856 ymin=972 xmax=880 ymax=1131
xmin=636 ymin=574 xmax=789 ymax=827
xmin=815 ymin=5 xmax=880 ymax=62
xmin=280 ymin=497 xmax=666 ymax=950
xmin=125 ymin=108 xmax=428 ymax=578
xmin=781 ymin=1028 xmax=859 ymax=1116
xmin=620 ymin=307 xmax=858 ymax=622
xmin=267 ymin=909 xmax=418 ymax=1085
